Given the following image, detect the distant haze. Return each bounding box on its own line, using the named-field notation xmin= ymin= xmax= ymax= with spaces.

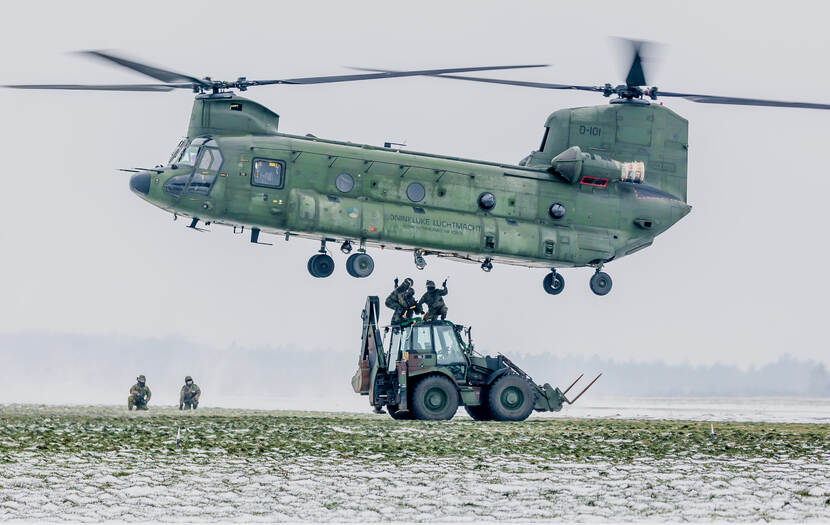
xmin=1 ymin=333 xmax=827 ymax=409
xmin=1 ymin=1 xmax=830 ymax=406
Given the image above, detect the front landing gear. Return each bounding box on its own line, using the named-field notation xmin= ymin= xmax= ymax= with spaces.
xmin=308 ymin=240 xmax=334 ymax=278
xmin=481 ymin=258 xmax=493 ymax=272
xmin=346 ymin=252 xmax=374 ymax=278
xmin=589 ymin=271 xmax=612 ymax=296
xmin=542 ymin=270 xmax=565 ymax=295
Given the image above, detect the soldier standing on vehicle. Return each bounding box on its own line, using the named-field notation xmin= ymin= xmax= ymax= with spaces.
xmin=419 ymin=279 xmax=449 ymax=321
xmin=179 ymin=376 xmax=201 ymax=410
xmin=385 ymin=277 xmax=413 ymax=325
xmin=401 ymin=287 xmax=423 ymax=320
xmin=128 ymin=375 xmax=152 ymax=410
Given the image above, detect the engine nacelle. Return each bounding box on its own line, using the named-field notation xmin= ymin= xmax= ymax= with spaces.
xmin=550 ymin=146 xmax=645 ymax=184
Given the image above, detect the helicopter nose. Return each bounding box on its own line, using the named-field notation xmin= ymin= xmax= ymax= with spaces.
xmin=129 ymin=172 xmax=151 ymax=195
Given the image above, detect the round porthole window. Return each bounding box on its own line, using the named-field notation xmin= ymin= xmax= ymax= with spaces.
xmin=478 ymin=192 xmax=496 ymax=211
xmin=335 ymin=172 xmax=354 ymax=193
xmin=549 ymin=202 xmax=566 ymax=219
xmin=406 ymin=182 xmax=426 ymax=202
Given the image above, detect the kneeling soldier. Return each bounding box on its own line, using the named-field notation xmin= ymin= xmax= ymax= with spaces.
xmin=128 ymin=375 xmax=152 ymax=410
xmin=179 ymin=376 xmax=201 ymax=410
xmin=419 ymin=279 xmax=449 ymax=322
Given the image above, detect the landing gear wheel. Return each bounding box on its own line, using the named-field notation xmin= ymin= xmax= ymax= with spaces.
xmin=589 ymin=271 xmax=612 ymax=296
xmin=346 ymin=252 xmax=374 ymax=278
xmin=464 ymin=403 xmax=494 ymax=421
xmin=542 ymin=272 xmax=565 ymax=295
xmin=488 ymin=375 xmax=536 ymax=422
xmin=388 ymin=405 xmax=413 ymax=420
xmin=411 ymin=375 xmax=459 ymax=420
xmin=481 ymin=258 xmax=493 ymax=272
xmin=307 ymin=253 xmax=335 ymax=278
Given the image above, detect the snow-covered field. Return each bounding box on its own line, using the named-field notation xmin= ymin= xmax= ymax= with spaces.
xmin=1 ymin=405 xmax=829 ymax=521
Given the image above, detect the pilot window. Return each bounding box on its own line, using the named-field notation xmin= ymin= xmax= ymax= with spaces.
xmin=252 ymin=159 xmax=285 ymax=188
xmin=434 ymin=325 xmax=465 ymax=364
xmin=177 ymin=145 xmax=200 ymax=166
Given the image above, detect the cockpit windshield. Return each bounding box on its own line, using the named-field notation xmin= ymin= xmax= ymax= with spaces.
xmin=177 ymin=144 xmax=201 ymax=166
xmin=168 ymin=139 xmax=187 ymax=166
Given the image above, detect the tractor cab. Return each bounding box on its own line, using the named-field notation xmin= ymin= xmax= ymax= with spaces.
xmin=387 ymin=321 xmax=469 ymax=380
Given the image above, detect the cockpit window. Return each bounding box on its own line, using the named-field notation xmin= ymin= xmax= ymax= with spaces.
xmin=178 ymin=145 xmax=200 ymax=166
xmin=168 ymin=139 xmax=187 ymax=165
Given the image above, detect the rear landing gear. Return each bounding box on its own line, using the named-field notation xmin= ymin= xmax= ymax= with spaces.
xmin=542 ymin=270 xmax=565 ymax=295
xmin=481 ymin=258 xmax=493 ymax=272
xmin=589 ymin=271 xmax=612 ymax=296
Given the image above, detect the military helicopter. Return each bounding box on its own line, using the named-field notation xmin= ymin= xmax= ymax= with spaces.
xmin=8 ymin=44 xmax=830 ymax=296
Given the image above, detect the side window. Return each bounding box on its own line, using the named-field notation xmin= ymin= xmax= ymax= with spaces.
xmin=403 ymin=326 xmax=432 ymax=352
xmin=252 ymin=159 xmax=285 ymax=188
xmin=434 ymin=325 xmax=465 ymax=364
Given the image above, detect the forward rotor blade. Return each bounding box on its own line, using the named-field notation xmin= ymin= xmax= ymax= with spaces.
xmin=657 ymin=90 xmax=830 ymax=110
xmin=252 ymin=64 xmax=549 ymax=86
xmin=79 ymin=50 xmax=208 ymax=86
xmin=4 ymin=83 xmax=182 ymax=92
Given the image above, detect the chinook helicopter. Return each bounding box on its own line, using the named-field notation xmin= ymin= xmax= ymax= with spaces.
xmin=8 ymin=44 xmax=830 ymax=296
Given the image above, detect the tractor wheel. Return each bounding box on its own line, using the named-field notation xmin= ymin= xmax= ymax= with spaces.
xmin=464 ymin=403 xmax=493 ymax=421
xmin=411 ymin=375 xmax=459 ymax=420
xmin=488 ymin=375 xmax=535 ymax=422
xmin=387 ymin=405 xmax=413 ymax=420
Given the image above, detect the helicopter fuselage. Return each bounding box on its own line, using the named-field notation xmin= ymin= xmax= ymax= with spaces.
xmin=130 ymin=94 xmax=691 ymax=290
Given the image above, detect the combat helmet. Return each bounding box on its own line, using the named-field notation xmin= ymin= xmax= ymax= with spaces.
xmin=185 ymin=376 xmax=193 ymax=382
xmin=136 ymin=374 xmax=146 ymax=382
xmin=402 ymin=277 xmax=413 ymax=287
xmin=426 ymin=280 xmax=435 ymax=288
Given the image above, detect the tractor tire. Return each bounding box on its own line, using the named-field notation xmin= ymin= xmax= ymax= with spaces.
xmin=464 ymin=403 xmax=493 ymax=421
xmin=387 ymin=405 xmax=413 ymax=420
xmin=488 ymin=375 xmax=536 ymax=422
xmin=411 ymin=375 xmax=459 ymax=420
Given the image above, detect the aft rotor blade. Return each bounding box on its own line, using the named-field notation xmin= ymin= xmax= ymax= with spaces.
xmin=79 ymin=50 xmax=209 ymax=86
xmin=431 ymin=74 xmax=602 ymax=92
xmin=4 ymin=83 xmax=182 ymax=92
xmin=657 ymin=90 xmax=830 ymax=110
xmin=354 ymin=67 xmax=600 ymax=92
xmin=624 ymin=39 xmax=648 ymax=87
xmin=252 ymin=64 xmax=549 ymax=86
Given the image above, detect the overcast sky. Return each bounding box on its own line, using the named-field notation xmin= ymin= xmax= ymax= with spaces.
xmin=1 ymin=0 xmax=829 ymax=370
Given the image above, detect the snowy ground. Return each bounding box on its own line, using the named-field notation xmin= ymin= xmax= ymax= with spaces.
xmin=1 ymin=405 xmax=829 ymax=521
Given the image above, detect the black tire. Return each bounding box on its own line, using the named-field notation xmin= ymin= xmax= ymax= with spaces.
xmin=464 ymin=403 xmax=493 ymax=421
xmin=346 ymin=253 xmax=374 ymax=278
xmin=488 ymin=375 xmax=535 ymax=422
xmin=542 ymin=272 xmax=565 ymax=295
xmin=411 ymin=375 xmax=459 ymax=421
xmin=388 ymin=405 xmax=413 ymax=420
xmin=308 ymin=254 xmax=334 ymax=278
xmin=589 ymin=271 xmax=612 ymax=296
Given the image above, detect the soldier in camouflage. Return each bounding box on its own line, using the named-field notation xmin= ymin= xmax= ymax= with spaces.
xmin=401 ymin=287 xmax=422 ymax=320
xmin=128 ymin=374 xmax=152 ymax=410
xmin=419 ymin=279 xmax=449 ymax=322
xmin=179 ymin=375 xmax=201 ymax=410
xmin=385 ymin=277 xmax=415 ymax=325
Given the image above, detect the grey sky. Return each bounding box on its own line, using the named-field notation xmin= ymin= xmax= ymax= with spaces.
xmin=1 ymin=0 xmax=828 ymax=369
